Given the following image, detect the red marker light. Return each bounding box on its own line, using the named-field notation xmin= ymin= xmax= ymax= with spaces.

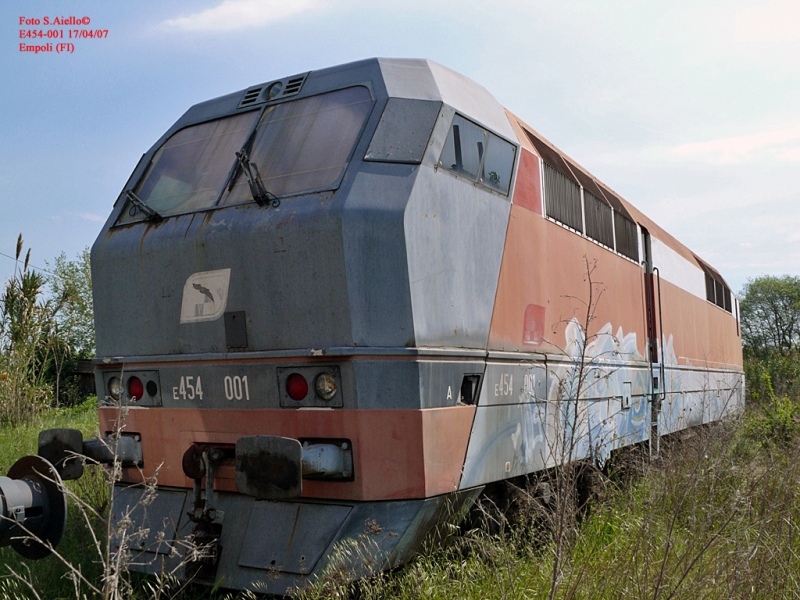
xmin=128 ymin=376 xmax=144 ymax=401
xmin=286 ymin=373 xmax=308 ymax=401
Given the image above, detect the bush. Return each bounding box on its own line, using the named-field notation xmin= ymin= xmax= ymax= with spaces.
xmin=0 ymin=246 xmax=59 ymax=424
xmin=0 ymin=238 xmax=95 ymax=422
xmin=745 ymin=350 xmax=800 ymax=405
xmin=743 ymin=355 xmax=800 ymax=448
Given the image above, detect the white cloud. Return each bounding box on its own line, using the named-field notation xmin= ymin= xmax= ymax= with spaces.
xmin=656 ymin=0 xmax=800 ymax=68
xmin=733 ymin=0 xmax=800 ymax=43
xmin=162 ymin=0 xmax=327 ymax=32
xmin=79 ymin=212 xmax=105 ymax=222
xmin=670 ymin=123 xmax=800 ymax=164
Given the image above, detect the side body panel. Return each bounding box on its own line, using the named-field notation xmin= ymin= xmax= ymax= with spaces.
xmin=461 ymin=115 xmax=744 ymax=487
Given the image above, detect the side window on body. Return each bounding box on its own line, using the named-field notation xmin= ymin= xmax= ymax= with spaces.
xmin=439 ymin=115 xmax=516 ymax=196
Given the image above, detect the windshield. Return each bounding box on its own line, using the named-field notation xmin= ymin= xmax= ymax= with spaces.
xmin=222 ymin=86 xmax=373 ymax=205
xmin=117 ymin=111 xmax=259 ymax=224
xmin=117 ymin=86 xmax=373 ymax=224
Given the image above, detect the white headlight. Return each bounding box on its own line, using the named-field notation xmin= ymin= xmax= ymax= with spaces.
xmin=108 ymin=377 xmax=122 ymax=400
xmin=314 ymin=372 xmax=337 ymax=401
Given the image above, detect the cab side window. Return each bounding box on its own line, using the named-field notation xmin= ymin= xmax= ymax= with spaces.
xmin=439 ymin=115 xmax=516 ymax=196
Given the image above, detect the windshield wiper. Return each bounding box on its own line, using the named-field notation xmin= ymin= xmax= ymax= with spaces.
xmin=227 ymin=130 xmax=255 ymax=193
xmin=125 ymin=190 xmax=163 ymax=222
xmin=234 ymin=149 xmax=280 ymax=208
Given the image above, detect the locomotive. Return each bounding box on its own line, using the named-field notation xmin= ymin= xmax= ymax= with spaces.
xmin=0 ymin=58 xmax=743 ymax=593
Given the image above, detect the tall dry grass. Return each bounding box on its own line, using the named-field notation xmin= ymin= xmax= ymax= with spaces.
xmin=298 ymin=403 xmax=800 ymax=599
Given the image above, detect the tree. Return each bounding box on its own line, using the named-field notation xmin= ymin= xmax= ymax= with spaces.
xmin=42 ymin=247 xmax=95 ymax=405
xmin=739 ymin=275 xmax=800 ymax=356
xmin=46 ymin=247 xmax=94 ymax=358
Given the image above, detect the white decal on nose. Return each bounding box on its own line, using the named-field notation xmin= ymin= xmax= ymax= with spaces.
xmin=180 ymin=269 xmax=231 ymax=323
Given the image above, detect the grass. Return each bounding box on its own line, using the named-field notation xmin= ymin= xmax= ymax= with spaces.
xmin=298 ymin=416 xmax=800 ymax=600
xmin=0 ymin=397 xmax=98 ymax=472
xmin=3 ymin=397 xmax=800 ymax=599
xmin=0 ymin=397 xmax=108 ymax=599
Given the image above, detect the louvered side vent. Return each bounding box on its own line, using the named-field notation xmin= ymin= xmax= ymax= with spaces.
xmin=543 ymin=162 xmax=582 ymax=232
xmin=699 ymin=260 xmax=733 ymax=313
xmin=614 ymin=212 xmax=639 ymax=261
xmin=283 ymin=76 xmax=306 ymax=96
xmin=584 ymin=192 xmax=614 ymax=249
xmin=705 ymin=273 xmax=716 ymax=304
xmin=238 ymin=86 xmax=264 ymax=109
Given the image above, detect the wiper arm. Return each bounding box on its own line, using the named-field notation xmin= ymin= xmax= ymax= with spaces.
xmin=234 ymin=149 xmax=280 ymax=208
xmin=125 ymin=190 xmax=163 ymax=222
xmin=227 ymin=129 xmax=256 ymax=192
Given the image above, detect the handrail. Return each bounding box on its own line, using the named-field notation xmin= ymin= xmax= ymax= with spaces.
xmin=652 ymin=267 xmax=666 ymax=403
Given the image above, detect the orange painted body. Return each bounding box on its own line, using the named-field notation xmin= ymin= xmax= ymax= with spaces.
xmin=511 ymin=148 xmax=543 ymax=216
xmin=100 ymin=404 xmax=476 ymax=501
xmin=489 ymin=203 xmax=647 ymax=355
xmin=656 ymin=278 xmax=742 ymax=369
xmin=491 ymin=113 xmax=743 ymax=370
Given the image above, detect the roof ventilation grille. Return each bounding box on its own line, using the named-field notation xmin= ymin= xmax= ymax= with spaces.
xmin=238 ymin=86 xmax=264 ymax=108
xmin=237 ymin=72 xmax=309 ymax=109
xmin=283 ymin=76 xmax=306 ymax=96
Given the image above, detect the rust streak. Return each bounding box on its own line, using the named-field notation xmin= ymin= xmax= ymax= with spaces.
xmin=287 ymin=505 xmax=301 ymax=550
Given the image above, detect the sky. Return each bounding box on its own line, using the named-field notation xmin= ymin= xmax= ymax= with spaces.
xmin=2 ymin=0 xmax=800 ymax=295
